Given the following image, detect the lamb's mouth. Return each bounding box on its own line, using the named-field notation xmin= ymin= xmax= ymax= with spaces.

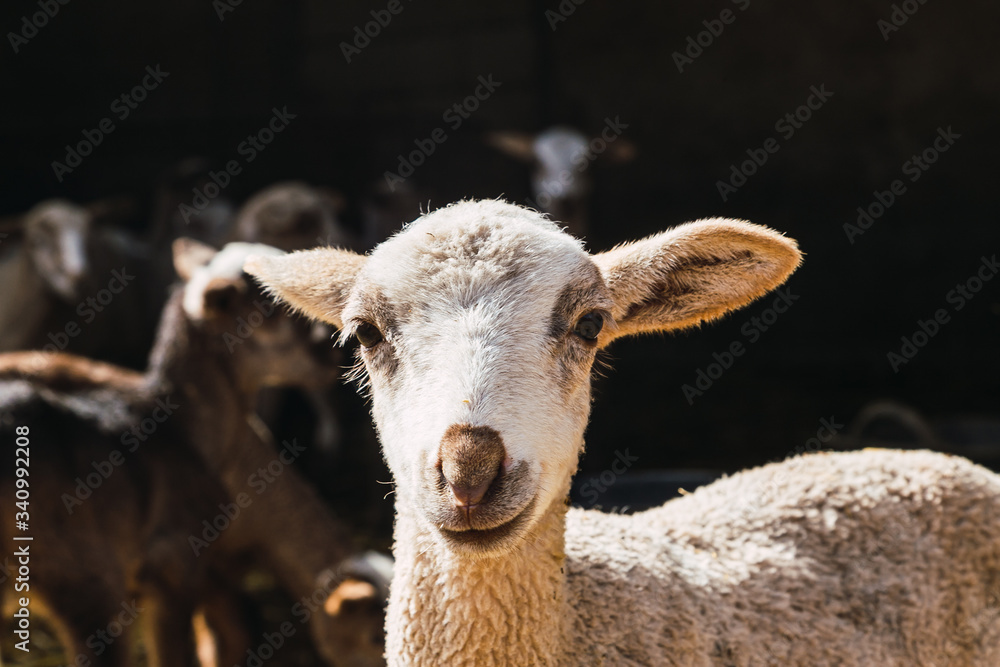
xmin=438 ymin=496 xmax=537 ymax=550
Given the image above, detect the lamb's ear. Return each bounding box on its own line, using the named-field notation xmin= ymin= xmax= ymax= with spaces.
xmin=173 ymin=237 xmax=217 ymax=281
xmin=244 ymin=247 xmax=365 ymax=329
xmin=593 ymin=218 xmax=801 ymax=342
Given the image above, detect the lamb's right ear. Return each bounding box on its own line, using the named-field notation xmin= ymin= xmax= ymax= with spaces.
xmin=593 ymin=218 xmax=801 ymax=342
xmin=244 ymin=247 xmax=365 ymax=329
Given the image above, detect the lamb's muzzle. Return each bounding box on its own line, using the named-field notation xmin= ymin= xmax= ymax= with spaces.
xmin=430 ymin=423 xmax=537 ymax=549
xmin=438 ymin=423 xmax=506 ymax=513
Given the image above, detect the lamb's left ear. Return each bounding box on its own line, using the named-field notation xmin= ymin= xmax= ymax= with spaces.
xmin=244 ymin=247 xmax=366 ymax=329
xmin=593 ymin=218 xmax=801 ymax=341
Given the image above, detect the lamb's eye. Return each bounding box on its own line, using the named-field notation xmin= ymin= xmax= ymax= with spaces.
xmin=355 ymin=321 xmax=384 ymax=348
xmin=573 ymin=312 xmax=604 ymax=341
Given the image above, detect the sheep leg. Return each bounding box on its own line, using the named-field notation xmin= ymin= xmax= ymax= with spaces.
xmin=141 ymin=589 xmax=198 ymax=667
xmin=194 ymin=580 xmax=256 ymax=667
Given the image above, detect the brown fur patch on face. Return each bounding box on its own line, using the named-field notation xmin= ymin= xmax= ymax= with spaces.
xmin=545 ymin=263 xmax=612 ymax=395
xmin=344 ymin=284 xmax=401 ymax=386
xmin=547 ymin=263 xmax=608 ymax=340
xmin=350 ymin=284 xmax=398 ymax=336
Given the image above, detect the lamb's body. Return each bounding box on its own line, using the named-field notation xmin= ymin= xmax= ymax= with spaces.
xmin=565 ymin=450 xmax=1000 ymax=666
xmin=386 ymin=449 xmax=1000 ymax=665
xmin=247 ymin=200 xmax=1000 ymax=666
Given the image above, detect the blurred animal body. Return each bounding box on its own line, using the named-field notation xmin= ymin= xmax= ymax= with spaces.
xmin=0 ymin=241 xmax=387 ymax=667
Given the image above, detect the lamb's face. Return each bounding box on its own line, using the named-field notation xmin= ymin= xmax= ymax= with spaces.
xmin=342 ymin=205 xmax=610 ymax=554
xmin=246 ymin=199 xmax=803 ymax=559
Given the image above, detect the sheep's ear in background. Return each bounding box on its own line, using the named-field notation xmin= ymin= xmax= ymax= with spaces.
xmin=173 ymin=237 xmax=218 ymax=281
xmin=485 ymin=131 xmax=537 ymax=162
xmin=592 ymin=218 xmax=802 ymax=344
xmin=244 ymin=247 xmax=365 ymax=329
xmin=323 ymin=579 xmax=381 ymax=617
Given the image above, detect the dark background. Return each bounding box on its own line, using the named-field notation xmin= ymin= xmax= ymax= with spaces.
xmin=2 ymin=0 xmax=998 ymax=505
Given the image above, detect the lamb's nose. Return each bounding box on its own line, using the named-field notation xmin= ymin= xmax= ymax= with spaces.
xmin=439 ymin=424 xmax=506 ymax=508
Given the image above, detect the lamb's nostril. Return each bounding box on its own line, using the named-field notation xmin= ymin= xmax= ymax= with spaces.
xmin=448 ymin=469 xmax=498 ymax=507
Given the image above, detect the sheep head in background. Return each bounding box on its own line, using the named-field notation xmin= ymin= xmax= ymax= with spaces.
xmin=175 ymin=238 xmax=340 ymax=391
xmin=22 ymin=200 xmax=95 ymax=300
xmin=230 ymin=181 xmax=355 ymax=252
xmin=487 ymin=126 xmax=636 ymax=238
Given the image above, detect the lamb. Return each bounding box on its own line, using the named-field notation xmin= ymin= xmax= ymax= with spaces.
xmin=225 ymin=181 xmax=364 ymax=454
xmin=487 ymin=126 xmax=635 ymax=238
xmin=0 ymin=240 xmax=388 ymax=667
xmin=0 ymin=198 xmax=155 ymax=368
xmin=246 ymin=198 xmax=1000 ymax=666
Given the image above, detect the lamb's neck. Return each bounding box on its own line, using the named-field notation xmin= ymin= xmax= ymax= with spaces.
xmin=142 ymin=290 xmax=253 ymax=445
xmin=225 ymin=416 xmax=356 ymax=601
xmin=387 ymin=499 xmax=572 ymax=667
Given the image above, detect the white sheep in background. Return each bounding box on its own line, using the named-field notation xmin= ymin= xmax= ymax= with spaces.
xmin=0 ymin=198 xmax=154 ymax=368
xmin=487 ymin=126 xmax=635 ymax=238
xmin=247 ymin=199 xmax=1000 ymax=666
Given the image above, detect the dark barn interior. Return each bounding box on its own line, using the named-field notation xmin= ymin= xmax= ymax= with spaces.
xmin=1 ymin=0 xmax=999 ymax=664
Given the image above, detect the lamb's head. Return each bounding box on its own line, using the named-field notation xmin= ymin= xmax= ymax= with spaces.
xmin=246 ymin=200 xmax=801 ymax=556
xmin=231 ymin=182 xmax=350 ymax=252
xmin=173 ymin=238 xmax=339 ymax=391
